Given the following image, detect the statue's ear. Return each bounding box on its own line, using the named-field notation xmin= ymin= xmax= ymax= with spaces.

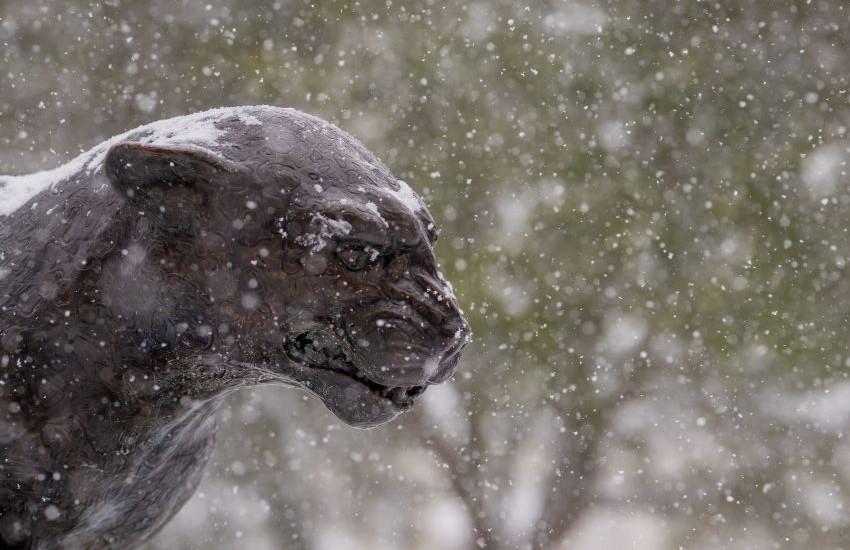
xmin=104 ymin=142 xmax=238 ymax=206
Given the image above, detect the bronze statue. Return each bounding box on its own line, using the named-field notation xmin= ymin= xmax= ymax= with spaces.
xmin=0 ymin=106 xmax=470 ymax=548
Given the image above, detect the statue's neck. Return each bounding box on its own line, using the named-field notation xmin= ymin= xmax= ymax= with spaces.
xmin=0 ymin=344 xmax=229 ymax=457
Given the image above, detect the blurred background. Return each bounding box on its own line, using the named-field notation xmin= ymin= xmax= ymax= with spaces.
xmin=3 ymin=0 xmax=850 ymax=548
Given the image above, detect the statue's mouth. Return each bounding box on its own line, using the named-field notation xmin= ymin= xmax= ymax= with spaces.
xmin=284 ymin=328 xmax=427 ymax=413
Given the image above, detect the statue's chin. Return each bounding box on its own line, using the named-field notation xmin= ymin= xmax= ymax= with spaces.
xmin=306 ymin=368 xmax=405 ymax=429
xmin=277 ymin=327 xmax=428 ymax=428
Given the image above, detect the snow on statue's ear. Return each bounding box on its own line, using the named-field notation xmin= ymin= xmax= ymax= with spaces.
xmin=104 ymin=142 xmax=237 ymax=213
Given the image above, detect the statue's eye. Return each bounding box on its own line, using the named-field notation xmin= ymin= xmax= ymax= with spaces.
xmin=336 ymin=244 xmax=379 ymax=271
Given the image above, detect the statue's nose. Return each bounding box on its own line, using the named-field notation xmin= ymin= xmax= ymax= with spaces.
xmin=440 ymin=310 xmax=471 ymax=341
xmin=428 ymin=313 xmax=471 ymax=384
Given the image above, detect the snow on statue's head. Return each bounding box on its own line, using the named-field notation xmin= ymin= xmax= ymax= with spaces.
xmin=101 ymin=106 xmax=471 ymax=427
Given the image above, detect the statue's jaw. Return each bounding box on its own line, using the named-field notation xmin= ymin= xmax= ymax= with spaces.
xmin=197 ymin=347 xmax=425 ymax=428
xmin=281 ymin=327 xmax=427 ymax=428
xmin=300 ymin=367 xmax=423 ymax=428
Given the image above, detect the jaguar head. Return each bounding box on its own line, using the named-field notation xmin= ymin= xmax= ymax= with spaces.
xmin=103 ymin=107 xmax=471 ymax=427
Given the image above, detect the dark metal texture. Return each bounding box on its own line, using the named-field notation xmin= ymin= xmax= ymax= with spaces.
xmin=0 ymin=106 xmax=470 ymax=549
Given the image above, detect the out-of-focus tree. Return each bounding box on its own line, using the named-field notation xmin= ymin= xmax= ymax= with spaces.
xmin=4 ymin=1 xmax=850 ymax=548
